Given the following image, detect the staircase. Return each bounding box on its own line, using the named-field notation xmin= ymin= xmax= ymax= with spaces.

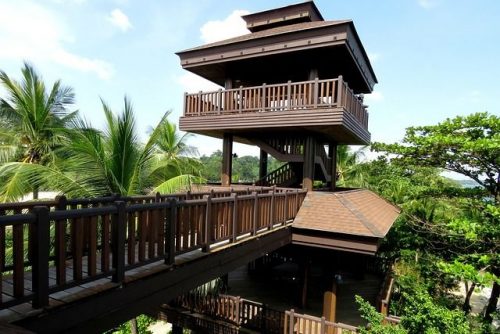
xmin=251 ymin=137 xmax=333 ymax=187
xmin=255 ymin=162 xmax=300 ymax=187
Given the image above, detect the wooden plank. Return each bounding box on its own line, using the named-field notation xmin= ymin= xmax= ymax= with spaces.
xmin=101 ymin=214 xmax=110 ymax=273
xmin=72 ymin=217 xmax=84 ymax=281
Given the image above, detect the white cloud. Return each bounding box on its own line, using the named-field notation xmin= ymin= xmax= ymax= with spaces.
xmin=177 ymin=72 xmax=221 ymax=93
xmin=364 ymin=91 xmax=384 ymax=103
xmin=200 ymin=10 xmax=250 ymax=44
xmin=418 ymin=0 xmax=438 ymax=9
xmin=0 ymin=0 xmax=113 ymax=80
xmin=107 ymin=8 xmax=132 ymax=32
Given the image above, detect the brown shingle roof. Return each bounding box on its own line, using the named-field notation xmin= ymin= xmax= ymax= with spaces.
xmin=177 ymin=20 xmax=351 ymax=54
xmin=292 ymin=189 xmax=400 ymax=238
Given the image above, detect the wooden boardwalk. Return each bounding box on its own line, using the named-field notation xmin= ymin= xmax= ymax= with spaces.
xmin=0 ymin=188 xmax=306 ymax=332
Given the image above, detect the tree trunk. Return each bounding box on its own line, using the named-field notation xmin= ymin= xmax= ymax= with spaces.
xmin=463 ymin=281 xmax=475 ymax=314
xmin=130 ymin=318 xmax=138 ymax=334
xmin=484 ymin=281 xmax=499 ymax=323
xmin=33 ymin=186 xmax=39 ymax=200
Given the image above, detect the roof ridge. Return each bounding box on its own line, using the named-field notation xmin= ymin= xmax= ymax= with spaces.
xmin=336 ymin=194 xmax=384 ymax=237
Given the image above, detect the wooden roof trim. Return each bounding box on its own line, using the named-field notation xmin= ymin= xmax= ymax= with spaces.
xmin=176 ymin=20 xmax=350 ymax=55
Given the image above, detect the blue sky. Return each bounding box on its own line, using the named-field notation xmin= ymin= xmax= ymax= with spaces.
xmin=0 ymin=0 xmax=499 ymax=157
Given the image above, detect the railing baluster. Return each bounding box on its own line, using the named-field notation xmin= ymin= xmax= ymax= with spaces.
xmin=165 ymin=199 xmax=176 ymax=265
xmin=32 ymin=206 xmax=49 ymax=308
xmin=55 ymin=195 xmax=67 ymax=286
xmin=112 ymin=201 xmax=126 ymax=283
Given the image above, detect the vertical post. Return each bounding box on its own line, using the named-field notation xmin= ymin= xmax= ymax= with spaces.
xmin=313 ymin=77 xmax=319 ymax=108
xmin=269 ymin=187 xmax=275 ymax=229
xmin=112 ymin=201 xmax=126 ymax=283
xmin=203 ymin=195 xmax=212 ymax=252
xmin=218 ymin=89 xmax=222 ymax=114
xmin=197 ymin=91 xmax=202 ymax=115
xmin=32 ymin=206 xmax=50 ymax=308
xmin=221 ymin=133 xmax=233 ymax=186
xmin=323 ymin=281 xmax=337 ymax=324
xmin=289 ymin=309 xmax=295 ymax=334
xmin=55 ymin=195 xmax=67 ymax=286
xmin=261 ymin=83 xmax=267 ymax=111
xmin=165 ymin=199 xmax=177 ymax=265
xmin=302 ymin=136 xmax=315 ymax=191
xmin=183 ymin=92 xmax=188 ymax=116
xmin=252 ymin=192 xmax=259 ymax=235
xmin=231 ymin=193 xmax=238 ymax=243
xmin=337 ymin=75 xmax=343 ymax=107
xmin=328 ymin=143 xmax=338 ymax=191
xmin=287 ymin=80 xmax=292 ymax=109
xmin=259 ymin=149 xmax=268 ymax=179
xmin=238 ymin=86 xmax=243 ymax=113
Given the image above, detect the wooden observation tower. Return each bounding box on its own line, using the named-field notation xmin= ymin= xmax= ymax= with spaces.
xmin=177 ymin=1 xmax=377 ymax=191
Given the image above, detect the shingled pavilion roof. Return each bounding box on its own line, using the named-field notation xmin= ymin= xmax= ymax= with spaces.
xmin=292 ymin=189 xmax=400 ymax=238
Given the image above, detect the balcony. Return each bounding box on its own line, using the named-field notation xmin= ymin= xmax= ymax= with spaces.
xmin=180 ymin=76 xmax=370 ymax=145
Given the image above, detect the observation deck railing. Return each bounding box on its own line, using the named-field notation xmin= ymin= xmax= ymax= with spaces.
xmin=183 ymin=76 xmax=368 ymax=128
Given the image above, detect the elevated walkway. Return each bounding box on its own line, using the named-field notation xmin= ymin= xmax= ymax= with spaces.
xmin=0 ymin=187 xmax=399 ymax=333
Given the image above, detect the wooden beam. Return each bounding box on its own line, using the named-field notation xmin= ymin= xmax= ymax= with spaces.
xmin=15 ymin=228 xmax=292 ymax=334
xmin=259 ymin=149 xmax=268 ymax=179
xmin=302 ymin=136 xmax=315 ymax=191
xmin=328 ymin=143 xmax=337 ymax=191
xmin=221 ymin=133 xmax=233 ymax=186
xmin=323 ymin=281 xmax=337 ymax=324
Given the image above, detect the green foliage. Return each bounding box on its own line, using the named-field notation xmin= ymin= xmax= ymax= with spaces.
xmin=199 ymin=151 xmax=284 ymax=183
xmin=372 ymin=112 xmax=499 ymax=201
xmin=107 ymin=315 xmax=155 ymax=334
xmin=0 ymin=62 xmax=77 ymax=200
xmin=356 ymin=296 xmax=407 ymax=334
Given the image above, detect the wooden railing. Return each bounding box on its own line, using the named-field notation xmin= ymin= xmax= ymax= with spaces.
xmin=255 ymin=163 xmax=297 ymax=187
xmin=184 ymin=76 xmax=368 ymax=128
xmin=175 ymin=293 xmax=285 ymax=334
xmin=0 ymin=188 xmax=307 ymax=310
xmin=377 ymin=271 xmax=394 ymax=317
xmin=264 ymin=137 xmax=304 ymax=156
xmin=284 ymin=310 xmax=358 ymax=334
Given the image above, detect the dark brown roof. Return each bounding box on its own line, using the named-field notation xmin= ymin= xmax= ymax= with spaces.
xmin=177 ymin=20 xmax=352 ymax=54
xmin=292 ymin=189 xmax=400 ymax=238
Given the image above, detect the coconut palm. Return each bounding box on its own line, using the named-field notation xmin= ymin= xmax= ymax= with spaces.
xmin=0 ymin=62 xmax=76 ymax=199
xmin=62 ymin=97 xmax=202 ymax=197
xmin=336 ymin=145 xmax=367 ymax=187
xmin=149 ymin=119 xmax=202 ymax=189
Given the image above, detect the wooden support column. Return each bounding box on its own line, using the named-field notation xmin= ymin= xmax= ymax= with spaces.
xmin=302 ymin=136 xmax=315 ymax=191
xmin=259 ymin=149 xmax=268 ymax=179
xmin=323 ymin=281 xmax=337 ymax=324
xmin=221 ymin=133 xmax=233 ymax=186
xmin=328 ymin=143 xmax=338 ymax=191
xmin=300 ymin=258 xmax=311 ymax=308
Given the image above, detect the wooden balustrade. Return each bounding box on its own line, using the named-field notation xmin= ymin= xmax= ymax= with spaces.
xmin=183 ymin=76 xmax=368 ymax=128
xmin=0 ymin=188 xmax=307 ymax=310
xmin=255 ymin=163 xmax=297 ymax=187
xmin=284 ymin=309 xmax=358 ymax=334
xmin=175 ymin=292 xmax=285 ymax=334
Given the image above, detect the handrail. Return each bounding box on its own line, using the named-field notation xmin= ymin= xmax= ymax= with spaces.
xmin=183 ymin=76 xmax=368 ymax=127
xmin=284 ymin=309 xmax=358 ymax=334
xmin=255 ymin=163 xmax=297 ymax=187
xmin=377 ymin=271 xmax=395 ymax=317
xmin=0 ymin=187 xmax=307 ymax=310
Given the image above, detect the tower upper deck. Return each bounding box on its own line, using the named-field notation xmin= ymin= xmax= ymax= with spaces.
xmin=176 ymin=1 xmax=377 ymax=145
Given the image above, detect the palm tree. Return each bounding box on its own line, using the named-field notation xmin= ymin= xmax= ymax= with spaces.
xmin=336 ymin=145 xmax=367 ymax=187
xmin=149 ymin=120 xmax=202 ymax=190
xmin=63 ymin=97 xmax=202 ymax=196
xmin=0 ymin=62 xmax=76 ymax=199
